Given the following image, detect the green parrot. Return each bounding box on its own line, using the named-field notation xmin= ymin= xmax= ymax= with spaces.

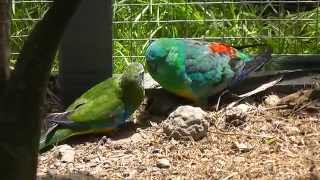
xmin=39 ymin=62 xmax=145 ymax=150
xmin=145 ymin=38 xmax=272 ymax=104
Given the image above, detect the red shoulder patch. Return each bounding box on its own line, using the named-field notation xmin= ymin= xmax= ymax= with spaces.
xmin=208 ymin=42 xmax=236 ymax=58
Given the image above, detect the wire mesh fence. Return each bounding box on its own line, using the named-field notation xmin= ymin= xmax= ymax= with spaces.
xmin=10 ymin=0 xmax=320 ymax=72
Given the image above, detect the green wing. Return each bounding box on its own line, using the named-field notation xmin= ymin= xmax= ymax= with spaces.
xmin=66 ymin=76 xmax=124 ymax=124
xmin=39 ymin=76 xmax=125 ymax=151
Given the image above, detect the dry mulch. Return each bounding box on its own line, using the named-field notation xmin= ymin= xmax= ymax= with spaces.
xmin=37 ymin=89 xmax=320 ymax=179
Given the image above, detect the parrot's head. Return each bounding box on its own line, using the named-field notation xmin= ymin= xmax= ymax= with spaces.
xmin=122 ymin=62 xmax=144 ymax=87
xmin=121 ymin=62 xmax=145 ymax=114
xmin=145 ymin=38 xmax=177 ymax=72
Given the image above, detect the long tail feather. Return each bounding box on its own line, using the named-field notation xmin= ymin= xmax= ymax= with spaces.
xmin=40 ymin=111 xmax=98 ymax=151
xmin=40 ymin=111 xmax=75 ymax=151
xmin=231 ymin=69 xmax=320 ymax=94
xmin=262 ymin=55 xmax=320 ymax=71
xmin=229 ymin=52 xmax=320 ymax=95
xmin=39 ymin=127 xmax=75 ymax=151
xmin=231 ymin=46 xmax=273 ymax=84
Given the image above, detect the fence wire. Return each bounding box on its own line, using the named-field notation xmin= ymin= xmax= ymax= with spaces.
xmin=10 ymin=0 xmax=320 ymax=69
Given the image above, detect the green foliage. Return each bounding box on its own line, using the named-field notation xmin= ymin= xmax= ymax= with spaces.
xmin=10 ymin=1 xmax=320 ymax=73
xmin=11 ymin=2 xmax=49 ymax=65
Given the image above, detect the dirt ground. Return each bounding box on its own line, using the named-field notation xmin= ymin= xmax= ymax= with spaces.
xmin=37 ymin=89 xmax=320 ymax=180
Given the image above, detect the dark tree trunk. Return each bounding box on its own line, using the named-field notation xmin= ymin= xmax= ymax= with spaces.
xmin=0 ymin=0 xmax=10 ymax=93
xmin=0 ymin=1 xmax=82 ymax=179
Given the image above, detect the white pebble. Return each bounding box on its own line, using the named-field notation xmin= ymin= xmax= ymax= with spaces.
xmin=157 ymin=158 xmax=171 ymax=168
xmin=264 ymin=95 xmax=280 ymax=107
xmin=236 ymin=104 xmax=251 ymax=113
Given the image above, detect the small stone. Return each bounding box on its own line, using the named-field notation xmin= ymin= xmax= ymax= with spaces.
xmin=157 ymin=159 xmax=171 ymax=168
xmin=162 ymin=105 xmax=209 ymax=141
xmin=265 ymin=95 xmax=281 ymax=107
xmin=56 ymin=144 xmax=75 ymax=163
xmin=232 ymin=142 xmax=253 ymax=153
xmin=236 ymin=104 xmax=251 ymax=113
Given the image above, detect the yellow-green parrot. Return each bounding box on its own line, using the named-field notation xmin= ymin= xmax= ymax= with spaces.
xmin=40 ymin=63 xmax=145 ymax=150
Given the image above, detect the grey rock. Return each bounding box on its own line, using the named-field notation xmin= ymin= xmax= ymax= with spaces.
xmin=162 ymin=105 xmax=209 ymax=141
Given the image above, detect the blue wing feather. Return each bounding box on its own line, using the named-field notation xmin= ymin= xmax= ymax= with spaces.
xmin=183 ymin=40 xmax=235 ymax=98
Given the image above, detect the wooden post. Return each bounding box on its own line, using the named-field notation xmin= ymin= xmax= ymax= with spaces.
xmin=59 ymin=0 xmax=113 ymax=107
xmin=0 ymin=0 xmax=10 ymax=93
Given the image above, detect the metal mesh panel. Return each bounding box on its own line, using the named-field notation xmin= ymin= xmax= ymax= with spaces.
xmin=10 ymin=1 xmax=320 ymax=71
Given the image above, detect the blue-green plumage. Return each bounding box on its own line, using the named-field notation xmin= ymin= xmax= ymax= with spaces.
xmin=145 ymin=38 xmax=272 ymax=103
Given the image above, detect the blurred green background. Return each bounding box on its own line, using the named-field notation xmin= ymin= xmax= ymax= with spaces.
xmin=10 ymin=0 xmax=320 ymax=73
